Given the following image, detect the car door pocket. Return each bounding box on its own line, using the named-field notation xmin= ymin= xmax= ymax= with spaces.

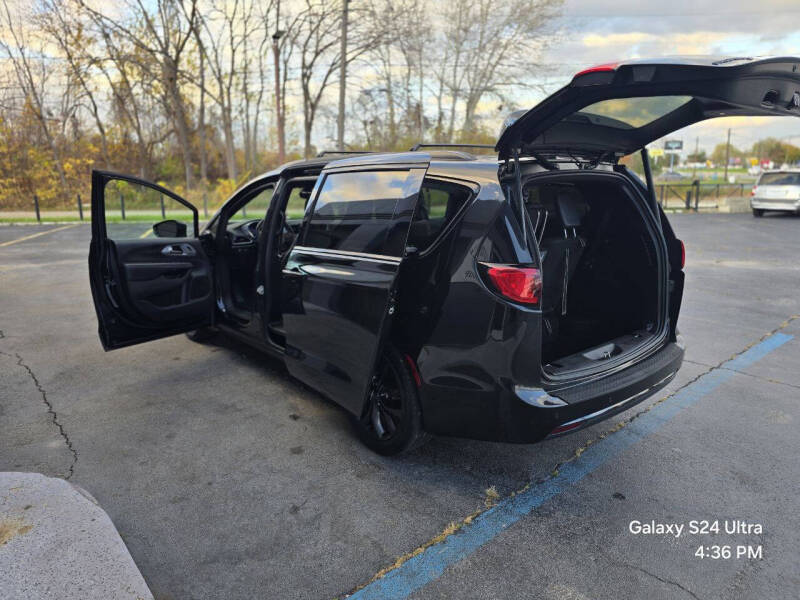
xmin=125 ymin=262 xmax=193 ymax=282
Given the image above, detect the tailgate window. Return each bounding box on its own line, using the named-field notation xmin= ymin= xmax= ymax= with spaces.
xmin=758 ymin=172 xmax=800 ymax=186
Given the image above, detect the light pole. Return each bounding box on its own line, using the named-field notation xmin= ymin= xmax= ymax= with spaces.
xmin=272 ymin=2 xmax=285 ymax=163
xmin=723 ymin=128 xmax=731 ymax=182
xmin=336 ymin=0 xmax=350 ymax=150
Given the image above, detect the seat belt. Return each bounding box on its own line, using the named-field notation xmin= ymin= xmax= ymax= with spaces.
xmin=561 ymin=248 xmax=569 ymax=316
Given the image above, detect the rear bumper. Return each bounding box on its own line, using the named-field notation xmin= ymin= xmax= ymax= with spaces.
xmin=751 ymin=197 xmax=800 ymax=211
xmin=502 ymin=341 xmax=684 ymax=442
xmin=420 ymin=340 xmax=684 ymax=443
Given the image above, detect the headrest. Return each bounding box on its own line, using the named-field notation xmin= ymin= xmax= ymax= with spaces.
xmin=556 ymin=188 xmax=588 ymax=228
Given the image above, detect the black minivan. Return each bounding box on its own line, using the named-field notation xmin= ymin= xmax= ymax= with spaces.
xmin=89 ymin=57 xmax=800 ymax=454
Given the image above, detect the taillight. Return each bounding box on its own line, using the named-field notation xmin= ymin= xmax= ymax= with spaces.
xmin=679 ymin=240 xmax=685 ymax=269
xmin=573 ymin=62 xmax=619 ymax=78
xmin=750 ymin=186 xmax=757 ymax=197
xmin=482 ymin=264 xmax=542 ymax=305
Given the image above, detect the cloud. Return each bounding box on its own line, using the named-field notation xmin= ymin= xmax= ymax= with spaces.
xmin=581 ymin=33 xmax=653 ymax=48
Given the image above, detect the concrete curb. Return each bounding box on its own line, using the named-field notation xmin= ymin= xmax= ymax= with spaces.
xmin=0 ymin=472 xmax=154 ymax=600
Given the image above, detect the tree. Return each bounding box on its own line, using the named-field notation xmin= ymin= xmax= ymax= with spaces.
xmin=80 ymin=0 xmax=198 ymax=189
xmin=710 ymin=142 xmax=743 ymax=166
xmin=0 ymin=0 xmax=70 ymax=194
xmin=439 ymin=0 xmax=562 ymax=138
xmin=39 ymin=0 xmax=111 ymax=168
xmin=292 ymin=0 xmax=387 ymax=157
xmin=751 ymin=137 xmax=800 ymax=165
xmin=687 ymin=150 xmax=707 ymax=163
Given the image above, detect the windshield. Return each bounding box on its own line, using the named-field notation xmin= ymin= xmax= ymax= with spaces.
xmin=758 ymin=172 xmax=800 ymax=186
xmin=577 ymin=96 xmax=693 ymax=129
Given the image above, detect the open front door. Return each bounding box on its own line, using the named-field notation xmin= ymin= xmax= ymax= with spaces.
xmin=280 ymin=154 xmax=429 ymax=416
xmin=88 ymin=170 xmax=214 ymax=350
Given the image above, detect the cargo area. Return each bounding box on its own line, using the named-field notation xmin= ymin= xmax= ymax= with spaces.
xmin=524 ymin=173 xmax=662 ymax=376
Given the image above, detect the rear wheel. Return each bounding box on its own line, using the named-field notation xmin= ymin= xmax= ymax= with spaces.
xmin=354 ymin=346 xmax=427 ymax=456
xmin=752 ymin=208 xmax=765 ymax=217
xmin=185 ymin=327 xmax=216 ymax=343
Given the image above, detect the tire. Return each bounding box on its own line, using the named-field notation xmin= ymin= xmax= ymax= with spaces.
xmin=185 ymin=327 xmax=217 ymax=343
xmin=353 ymin=346 xmax=428 ymax=456
xmin=752 ymin=208 xmax=764 ymax=217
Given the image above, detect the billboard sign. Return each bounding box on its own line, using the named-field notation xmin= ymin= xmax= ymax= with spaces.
xmin=664 ymin=139 xmax=683 ymax=154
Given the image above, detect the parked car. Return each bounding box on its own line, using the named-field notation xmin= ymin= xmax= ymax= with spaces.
xmin=750 ymin=169 xmax=800 ymax=216
xmin=89 ymin=56 xmax=800 ymax=454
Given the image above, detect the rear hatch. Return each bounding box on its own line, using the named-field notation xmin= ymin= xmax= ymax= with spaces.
xmin=496 ymin=56 xmax=800 ymax=160
xmin=493 ymin=56 xmax=800 ymax=381
xmin=754 ymin=171 xmax=800 ymax=201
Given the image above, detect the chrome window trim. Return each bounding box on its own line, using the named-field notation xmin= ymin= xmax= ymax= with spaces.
xmin=291 ymin=245 xmax=402 ymax=265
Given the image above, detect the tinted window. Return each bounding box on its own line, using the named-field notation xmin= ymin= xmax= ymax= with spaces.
xmin=285 ymin=185 xmax=311 ymax=218
xmin=578 ymin=96 xmax=692 ymax=129
xmin=406 ymin=179 xmax=472 ymax=251
xmin=229 ymin=186 xmax=274 ymax=223
xmin=104 ymin=179 xmax=193 ymax=241
xmin=758 ymin=172 xmax=800 ymax=186
xmin=303 ymin=170 xmax=423 ymax=256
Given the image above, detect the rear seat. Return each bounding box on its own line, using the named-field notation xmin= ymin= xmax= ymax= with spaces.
xmin=535 ymin=187 xmax=588 ymax=341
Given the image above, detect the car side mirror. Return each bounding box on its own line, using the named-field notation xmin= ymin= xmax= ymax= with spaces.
xmin=153 ymin=219 xmax=187 ymax=238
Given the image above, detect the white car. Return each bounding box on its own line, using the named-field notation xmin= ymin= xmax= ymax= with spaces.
xmin=750 ymin=170 xmax=800 ymax=216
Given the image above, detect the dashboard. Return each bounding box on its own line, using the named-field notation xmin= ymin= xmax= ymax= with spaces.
xmin=228 ymin=219 xmax=262 ymax=245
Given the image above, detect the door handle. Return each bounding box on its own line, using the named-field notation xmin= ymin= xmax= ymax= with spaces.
xmin=161 ymin=243 xmax=196 ymax=257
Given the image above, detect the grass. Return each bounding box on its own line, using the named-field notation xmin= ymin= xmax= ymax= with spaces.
xmin=1 ymin=209 xmax=307 ymax=225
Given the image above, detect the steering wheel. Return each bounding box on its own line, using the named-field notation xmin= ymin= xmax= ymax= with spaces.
xmin=231 ymin=220 xmax=261 ymax=244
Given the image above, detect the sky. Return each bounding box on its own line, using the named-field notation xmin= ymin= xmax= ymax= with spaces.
xmin=498 ymin=0 xmax=800 ymax=156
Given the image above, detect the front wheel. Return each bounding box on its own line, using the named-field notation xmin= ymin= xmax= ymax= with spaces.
xmin=752 ymin=208 xmax=764 ymax=217
xmin=353 ymin=346 xmax=428 ymax=456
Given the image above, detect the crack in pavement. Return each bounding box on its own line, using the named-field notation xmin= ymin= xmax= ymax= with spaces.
xmin=1 ymin=349 xmax=78 ymax=480
xmin=718 ymin=366 xmax=800 ymax=391
xmin=620 ymin=561 xmax=702 ymax=600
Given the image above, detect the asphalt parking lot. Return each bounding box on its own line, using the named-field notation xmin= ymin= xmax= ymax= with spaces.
xmin=1 ymin=213 xmax=799 ymax=600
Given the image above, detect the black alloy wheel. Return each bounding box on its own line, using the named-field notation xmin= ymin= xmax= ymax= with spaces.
xmin=354 ymin=346 xmax=427 ymax=455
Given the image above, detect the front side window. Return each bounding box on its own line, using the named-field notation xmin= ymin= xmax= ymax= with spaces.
xmin=103 ymin=179 xmax=194 ymax=241
xmin=229 ymin=185 xmax=274 ymax=223
xmin=302 ymin=169 xmax=423 ymax=256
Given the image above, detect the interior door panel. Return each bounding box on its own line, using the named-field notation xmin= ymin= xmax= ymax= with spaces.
xmin=111 ymin=239 xmax=212 ymax=323
xmin=88 ymin=170 xmax=213 ymax=350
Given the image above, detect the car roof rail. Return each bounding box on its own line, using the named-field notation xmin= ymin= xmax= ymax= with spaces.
xmin=316 ymin=150 xmax=375 ymax=157
xmin=409 ymin=143 xmax=496 ymax=152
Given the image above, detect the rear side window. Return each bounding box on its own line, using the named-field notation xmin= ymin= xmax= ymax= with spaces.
xmin=406 ymin=179 xmax=473 ymax=252
xmin=302 ymin=170 xmax=422 ymax=256
xmin=758 ymin=172 xmax=800 ymax=186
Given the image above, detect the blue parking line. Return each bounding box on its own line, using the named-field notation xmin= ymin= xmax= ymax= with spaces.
xmin=350 ymin=332 xmax=793 ymax=600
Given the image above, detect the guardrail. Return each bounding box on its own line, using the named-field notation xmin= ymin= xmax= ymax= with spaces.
xmin=10 ymin=181 xmax=751 ymax=223
xmin=655 ymin=182 xmax=747 ymax=210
